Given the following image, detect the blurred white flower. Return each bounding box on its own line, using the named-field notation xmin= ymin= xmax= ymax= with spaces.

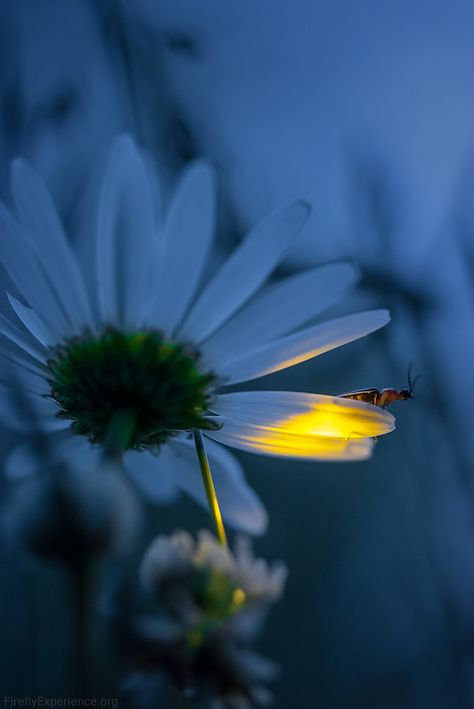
xmin=0 ymin=135 xmax=394 ymax=534
xmin=4 ymin=460 xmax=139 ymax=565
xmin=129 ymin=530 xmax=285 ymax=707
xmin=2 ymin=380 xmax=139 ymax=564
xmin=140 ymin=529 xmax=286 ymax=624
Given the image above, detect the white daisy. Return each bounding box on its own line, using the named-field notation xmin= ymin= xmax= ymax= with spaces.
xmin=0 ymin=136 xmax=394 ymax=536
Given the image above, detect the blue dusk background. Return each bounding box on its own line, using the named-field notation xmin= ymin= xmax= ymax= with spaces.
xmin=0 ymin=2 xmax=473 ymax=707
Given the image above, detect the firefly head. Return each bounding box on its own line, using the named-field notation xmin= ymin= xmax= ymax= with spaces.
xmin=398 ymin=388 xmax=412 ymax=400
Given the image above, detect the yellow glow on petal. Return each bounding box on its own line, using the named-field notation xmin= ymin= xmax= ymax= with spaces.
xmin=272 ymin=402 xmax=394 ymax=439
xmin=213 ymin=392 xmax=395 ymax=443
xmin=227 ymin=427 xmax=373 ymax=460
xmin=208 ymin=395 xmax=395 ymax=461
xmin=272 ymin=348 xmax=339 ymax=373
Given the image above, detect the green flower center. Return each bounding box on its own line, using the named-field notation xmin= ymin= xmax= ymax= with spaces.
xmin=48 ymin=329 xmax=216 ymax=451
xmin=192 ymin=567 xmax=247 ymax=622
xmin=186 ymin=567 xmax=247 ymax=648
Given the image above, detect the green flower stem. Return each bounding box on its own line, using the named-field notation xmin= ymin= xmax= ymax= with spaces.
xmin=103 ymin=409 xmax=136 ymax=461
xmin=193 ymin=429 xmax=227 ymax=547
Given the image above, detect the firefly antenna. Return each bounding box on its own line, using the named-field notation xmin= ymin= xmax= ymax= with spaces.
xmin=407 ymin=363 xmax=423 ymax=395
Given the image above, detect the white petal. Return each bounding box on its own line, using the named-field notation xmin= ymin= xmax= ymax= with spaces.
xmin=213 ymin=391 xmax=395 ymax=438
xmin=166 ymin=436 xmax=268 ymax=535
xmin=0 ymin=205 xmax=71 ymax=338
xmin=97 ymin=135 xmax=159 ymax=330
xmin=0 ymin=313 xmax=48 ymax=362
xmin=214 ymin=310 xmax=390 ymax=385
xmin=50 ymin=433 xmax=101 ymax=471
xmin=4 ymin=439 xmax=48 ymax=479
xmin=11 ymin=160 xmax=95 ymax=332
xmin=0 ymin=345 xmax=47 ymax=379
xmin=178 ymin=201 xmax=311 ymax=343
xmin=205 ymin=417 xmax=376 ymax=462
xmin=0 ymin=384 xmax=67 ymax=432
xmin=7 ymin=294 xmax=55 ymax=347
xmin=150 ymin=162 xmax=216 ymax=334
xmin=41 ymin=432 xmax=115 ymax=473
xmin=123 ymin=450 xmax=179 ymax=503
xmin=4 ymin=432 xmax=98 ymax=479
xmin=201 ymin=262 xmax=359 ymax=363
xmin=0 ymin=356 xmax=48 ymax=396
xmin=0 ymin=393 xmax=31 ymax=432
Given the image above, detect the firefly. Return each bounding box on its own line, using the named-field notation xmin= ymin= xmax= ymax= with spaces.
xmin=339 ymin=366 xmax=421 ymax=410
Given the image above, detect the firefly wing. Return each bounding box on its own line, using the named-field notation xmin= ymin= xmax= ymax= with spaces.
xmin=338 ymin=388 xmax=380 ymax=406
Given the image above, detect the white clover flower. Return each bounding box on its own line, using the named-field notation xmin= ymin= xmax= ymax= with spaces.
xmin=133 ymin=530 xmax=285 ymax=707
xmin=140 ymin=529 xmax=286 ymax=609
xmin=0 ymin=135 xmax=394 ymax=535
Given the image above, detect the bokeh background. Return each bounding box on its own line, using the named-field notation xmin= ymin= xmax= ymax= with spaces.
xmin=1 ymin=1 xmax=474 ymax=707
